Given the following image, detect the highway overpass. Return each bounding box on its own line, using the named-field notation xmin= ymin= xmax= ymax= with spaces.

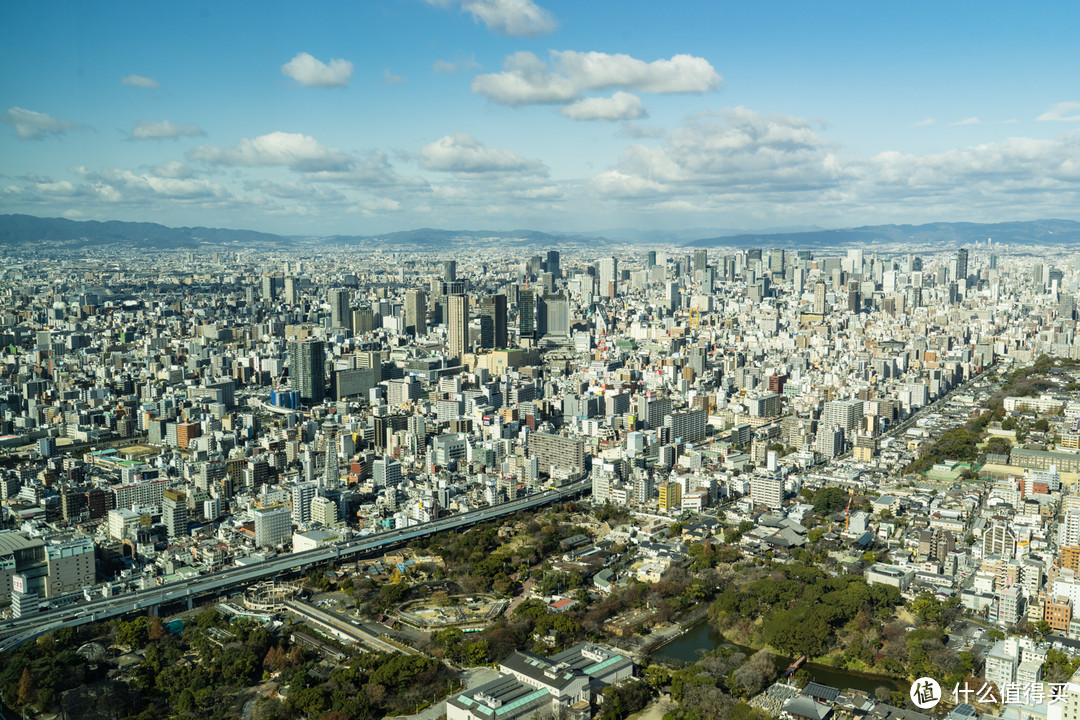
xmin=0 ymin=478 xmax=589 ymax=652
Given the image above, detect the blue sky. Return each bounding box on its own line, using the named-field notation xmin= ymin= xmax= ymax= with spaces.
xmin=2 ymin=0 xmax=1079 ymax=236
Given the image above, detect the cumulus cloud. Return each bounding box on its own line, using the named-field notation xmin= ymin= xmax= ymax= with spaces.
xmin=561 ymin=92 xmax=646 ymax=121
xmin=281 ymin=52 xmax=354 ymax=88
xmin=471 ymin=50 xmax=721 ymax=115
xmin=187 ymin=131 xmax=354 ymax=172
xmin=130 ymin=120 xmax=205 ymax=140
xmin=428 ymin=0 xmax=557 ymax=37
xmin=383 ymin=68 xmax=404 ymax=84
xmin=1037 ymin=102 xmax=1080 ymax=122
xmin=592 ymin=107 xmax=841 ymax=200
xmin=419 ymin=133 xmax=545 ymax=174
xmin=553 ymin=51 xmax=722 ymax=94
xmin=914 ymin=117 xmax=936 ymax=127
xmin=121 ymin=74 xmax=160 ymax=89
xmin=2 ymin=107 xmax=83 ymax=140
xmin=471 ymin=52 xmax=579 ymax=105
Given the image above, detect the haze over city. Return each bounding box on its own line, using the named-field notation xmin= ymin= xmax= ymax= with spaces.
xmin=3 ymin=0 xmax=1080 ymax=236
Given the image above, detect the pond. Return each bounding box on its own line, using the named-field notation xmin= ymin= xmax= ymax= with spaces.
xmin=650 ymin=621 xmax=909 ymax=696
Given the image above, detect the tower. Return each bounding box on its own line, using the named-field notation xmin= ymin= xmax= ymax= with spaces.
xmin=448 ymin=294 xmax=469 ymax=358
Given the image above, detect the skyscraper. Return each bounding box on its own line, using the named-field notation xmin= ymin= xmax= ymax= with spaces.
xmin=405 ymin=288 xmax=427 ymax=337
xmin=813 ymin=281 xmax=828 ymax=314
xmin=479 ymin=293 xmax=508 ymax=349
xmin=545 ymin=250 xmax=560 ymax=279
xmin=448 ymin=293 xmax=469 ymax=358
xmin=329 ymin=288 xmax=350 ymax=329
xmin=956 ymin=248 xmax=969 ymax=282
xmin=599 ymin=257 xmax=618 ymax=298
xmin=289 ymin=339 xmax=326 ymax=406
xmin=518 ymin=287 xmax=536 ymax=345
xmin=444 ymin=260 xmax=457 ymax=282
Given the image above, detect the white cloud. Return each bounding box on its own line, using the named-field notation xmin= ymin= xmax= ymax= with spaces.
xmin=914 ymin=117 xmax=936 ymax=127
xmin=2 ymin=106 xmax=82 ymax=140
xmin=281 ymin=52 xmax=354 ymax=88
xmin=428 ymin=0 xmax=557 ymax=37
xmin=471 ymin=52 xmax=579 ymax=105
xmin=188 ymin=131 xmax=353 ymax=172
xmin=950 ymin=117 xmax=982 ymax=126
xmin=593 ymin=107 xmax=841 ymax=200
xmin=553 ymin=51 xmax=722 ymax=94
xmin=383 ymin=68 xmax=404 ymax=84
xmin=472 ymin=50 xmax=721 ymax=112
xmin=130 ymin=120 xmax=205 ymax=140
xmin=561 ymin=92 xmax=646 ymax=122
xmin=419 ymin=133 xmax=545 ymax=174
xmin=1037 ymin=102 xmax=1080 ymax=122
xmin=121 ymin=74 xmax=159 ymax=89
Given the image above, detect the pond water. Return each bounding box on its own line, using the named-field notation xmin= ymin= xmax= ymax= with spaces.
xmin=650 ymin=621 xmax=909 ymax=696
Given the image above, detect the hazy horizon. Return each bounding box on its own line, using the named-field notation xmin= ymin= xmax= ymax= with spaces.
xmin=2 ymin=1 xmax=1079 ymax=236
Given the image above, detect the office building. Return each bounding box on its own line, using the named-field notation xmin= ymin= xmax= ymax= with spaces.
xmin=329 ymin=288 xmax=350 ymax=329
xmin=289 ymin=339 xmax=326 ymax=406
xmin=405 ymin=288 xmax=427 ymax=337
xmin=254 ymin=505 xmax=292 ymax=548
xmin=448 ymin=294 xmax=469 ymax=358
xmin=162 ymin=489 xmax=188 ymax=538
xmin=479 ymin=294 xmax=508 ymax=349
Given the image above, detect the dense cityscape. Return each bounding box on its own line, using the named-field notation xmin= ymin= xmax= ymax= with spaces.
xmin=1 ymin=231 xmax=1080 ymax=720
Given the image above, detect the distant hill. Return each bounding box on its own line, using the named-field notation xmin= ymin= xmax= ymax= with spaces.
xmin=0 ymin=214 xmax=288 ymax=249
xmin=685 ymin=219 xmax=1080 ymax=249
xmin=0 ymin=215 xmax=604 ymax=251
xmin=3 ymin=214 xmax=1080 ymax=252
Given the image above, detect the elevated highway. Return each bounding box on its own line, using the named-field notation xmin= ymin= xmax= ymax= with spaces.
xmin=0 ymin=479 xmax=589 ymax=652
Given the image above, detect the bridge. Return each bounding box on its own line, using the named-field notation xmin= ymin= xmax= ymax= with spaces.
xmin=0 ymin=479 xmax=589 ymax=652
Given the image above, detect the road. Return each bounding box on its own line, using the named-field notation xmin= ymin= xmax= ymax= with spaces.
xmin=0 ymin=478 xmax=590 ymax=652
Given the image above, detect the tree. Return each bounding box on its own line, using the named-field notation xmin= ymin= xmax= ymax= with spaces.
xmin=18 ymin=667 xmax=35 ymax=707
xmin=148 ymin=615 xmax=166 ymax=642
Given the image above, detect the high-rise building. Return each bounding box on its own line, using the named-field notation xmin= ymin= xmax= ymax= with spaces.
xmin=545 ymin=250 xmax=560 ymax=279
xmin=284 ymin=276 xmax=298 ymax=304
xmin=479 ymin=294 xmax=508 ymax=349
xmin=750 ymin=474 xmax=783 ymax=507
xmin=373 ymin=457 xmax=402 ymax=488
xmin=311 ymin=496 xmax=338 ymax=528
xmin=956 ymin=248 xmax=969 ymax=282
xmin=254 ymin=505 xmax=292 ymax=548
xmin=405 ymin=288 xmax=427 ymax=337
xmin=599 ymin=257 xmax=618 ymax=298
xmin=813 ymin=281 xmax=828 ymax=314
xmin=329 ymin=288 xmax=350 ymax=329
xmin=162 ymin=489 xmax=188 ymax=538
xmin=444 ymin=260 xmax=457 ymax=282
xmin=659 ymin=481 xmax=681 ymax=513
xmin=448 ymin=294 xmax=469 ymax=358
xmin=290 ymin=481 xmax=318 ymax=524
xmin=519 ymin=287 xmax=536 ymax=344
xmin=289 ymin=339 xmax=326 ymax=406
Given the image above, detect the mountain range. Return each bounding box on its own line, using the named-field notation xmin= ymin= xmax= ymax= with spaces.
xmin=2 ymin=214 xmax=1080 ymax=252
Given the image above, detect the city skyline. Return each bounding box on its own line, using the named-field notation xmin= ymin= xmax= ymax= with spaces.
xmin=2 ymin=1 xmax=1080 ymax=236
